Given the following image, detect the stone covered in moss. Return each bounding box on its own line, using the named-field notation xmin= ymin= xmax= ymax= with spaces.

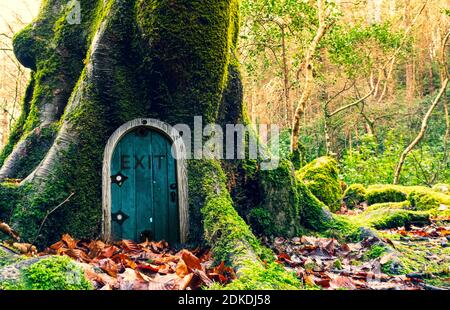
xmin=343 ymin=184 xmax=367 ymax=209
xmin=297 ymin=156 xmax=343 ymax=212
xmin=356 ymin=207 xmax=430 ymax=229
xmin=408 ymin=190 xmax=450 ymax=211
xmin=432 ymin=184 xmax=450 ymax=195
xmin=365 ymin=201 xmax=410 ymax=212
xmin=365 ymin=185 xmax=407 ymax=205
xmin=0 ymin=256 xmax=92 ymax=290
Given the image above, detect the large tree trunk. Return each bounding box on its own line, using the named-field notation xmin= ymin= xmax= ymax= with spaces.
xmin=0 ymin=1 xmax=336 ymax=278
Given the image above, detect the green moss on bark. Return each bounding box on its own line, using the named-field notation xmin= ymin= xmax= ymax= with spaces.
xmin=136 ymin=0 xmax=238 ymax=125
xmin=0 ymin=183 xmax=20 ymax=220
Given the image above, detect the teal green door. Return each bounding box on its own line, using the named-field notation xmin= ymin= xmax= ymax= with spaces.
xmin=110 ymin=127 xmax=179 ymax=244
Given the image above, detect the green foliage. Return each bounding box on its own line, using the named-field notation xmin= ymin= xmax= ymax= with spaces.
xmin=365 ymin=186 xmax=407 ymax=205
xmin=1 ymin=256 xmax=92 ymax=290
xmin=297 ymin=156 xmax=343 ymax=212
xmin=340 ymin=100 xmax=449 ymax=186
xmin=366 ymin=244 xmax=388 ymax=259
xmin=326 ymin=22 xmax=404 ymax=77
xmin=343 ymin=184 xmax=366 ymax=209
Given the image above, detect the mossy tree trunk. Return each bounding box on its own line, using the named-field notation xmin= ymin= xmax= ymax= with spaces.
xmin=0 ymin=1 xmax=335 ymax=278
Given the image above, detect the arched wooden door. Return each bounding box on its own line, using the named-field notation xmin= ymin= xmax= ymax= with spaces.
xmin=109 ymin=126 xmax=179 ymax=244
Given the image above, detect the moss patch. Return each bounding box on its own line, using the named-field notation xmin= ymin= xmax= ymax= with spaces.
xmin=220 ymin=261 xmax=301 ymax=290
xmin=0 ymin=256 xmax=92 ymax=290
xmin=0 ymin=183 xmax=20 ymax=220
xmin=343 ymin=184 xmax=366 ymax=209
xmin=365 ymin=185 xmax=407 ymax=205
xmin=356 ymin=207 xmax=430 ymax=229
xmin=297 ymin=156 xmax=342 ymax=212
xmin=408 ymin=190 xmax=450 ymax=211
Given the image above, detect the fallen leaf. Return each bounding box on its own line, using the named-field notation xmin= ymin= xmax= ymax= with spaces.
xmin=181 ymin=250 xmax=203 ymax=271
xmin=65 ymin=248 xmax=92 ymax=262
xmin=97 ymin=258 xmax=119 ymax=277
xmin=136 ymin=264 xmax=161 ymax=273
xmin=179 ymin=273 xmax=194 ymax=290
xmin=329 ymin=276 xmax=357 ymax=290
xmin=120 ymin=240 xmax=141 ymax=252
xmin=49 ymin=240 xmax=65 ymax=251
xmin=62 ymin=234 xmax=78 ymax=249
xmin=176 ymin=258 xmax=189 ymax=277
xmin=0 ymin=221 xmax=20 ymax=241
xmin=13 ymin=243 xmax=37 ymax=255
xmin=303 ymin=274 xmax=316 ymax=287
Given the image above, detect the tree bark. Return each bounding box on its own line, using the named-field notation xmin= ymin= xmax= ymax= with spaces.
xmin=0 ymin=1 xmax=338 ymax=278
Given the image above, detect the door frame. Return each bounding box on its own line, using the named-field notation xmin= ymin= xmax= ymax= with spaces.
xmin=102 ymin=118 xmax=189 ymax=243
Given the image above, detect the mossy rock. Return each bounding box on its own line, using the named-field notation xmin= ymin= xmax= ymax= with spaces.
xmin=408 ymin=190 xmax=450 ymax=211
xmin=432 ymin=184 xmax=450 ymax=195
xmin=356 ymin=207 xmax=430 ymax=230
xmin=365 ymin=185 xmax=407 ymax=205
xmin=365 ymin=201 xmax=410 ymax=212
xmin=297 ymin=156 xmax=343 ymax=212
xmin=343 ymin=184 xmax=366 ymax=209
xmin=0 ymin=256 xmax=92 ymax=290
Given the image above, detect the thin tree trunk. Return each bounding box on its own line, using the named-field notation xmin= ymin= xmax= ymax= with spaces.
xmin=281 ymin=25 xmax=291 ymax=123
xmin=291 ymin=0 xmax=331 ymax=152
xmin=393 ymin=77 xmax=449 ymax=184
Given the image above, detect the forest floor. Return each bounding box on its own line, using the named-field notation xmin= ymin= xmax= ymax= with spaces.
xmin=2 ymin=217 xmax=449 ymax=290
xmin=268 ymin=219 xmax=450 ymax=290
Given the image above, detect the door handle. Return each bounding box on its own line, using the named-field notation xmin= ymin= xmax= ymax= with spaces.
xmin=170 ymin=191 xmax=176 ymax=202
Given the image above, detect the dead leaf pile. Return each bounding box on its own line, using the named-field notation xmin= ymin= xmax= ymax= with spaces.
xmin=42 ymin=234 xmax=236 ymax=290
xmin=269 ymin=236 xmax=421 ymax=290
xmin=385 ymin=224 xmax=450 ymax=240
